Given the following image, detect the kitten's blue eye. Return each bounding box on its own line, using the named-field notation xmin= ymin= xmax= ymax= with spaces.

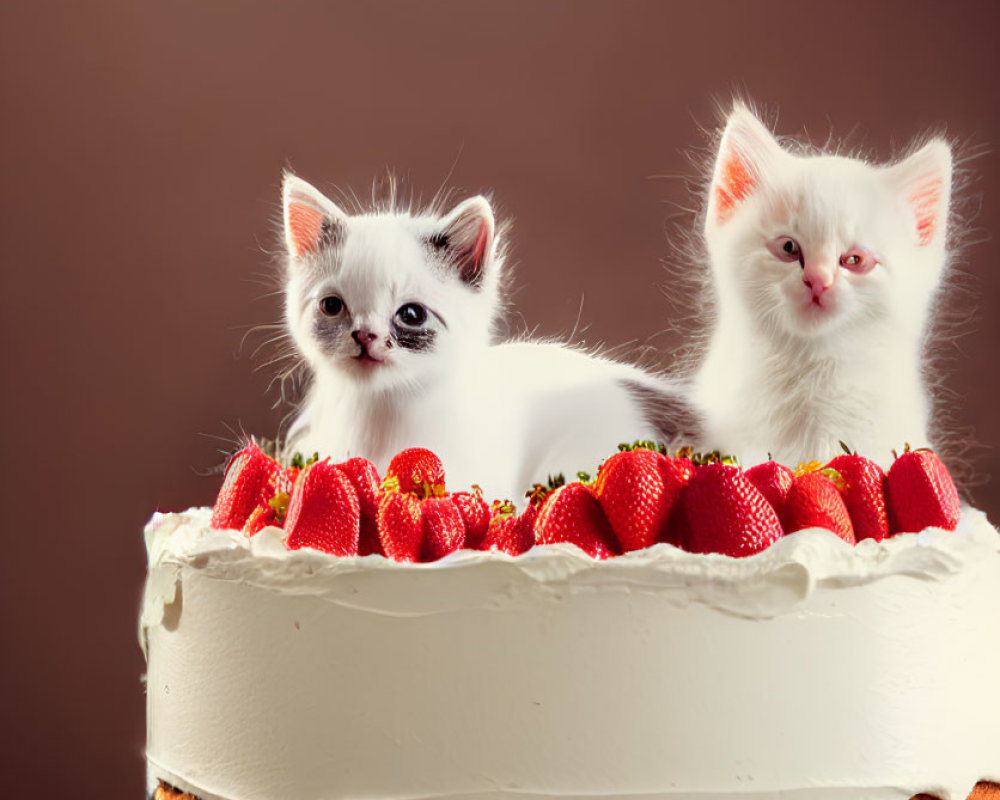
xmin=320 ymin=295 xmax=344 ymax=316
xmin=396 ymin=303 xmax=428 ymax=327
xmin=767 ymin=236 xmax=803 ymax=263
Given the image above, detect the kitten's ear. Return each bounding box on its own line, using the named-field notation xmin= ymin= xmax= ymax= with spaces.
xmin=282 ymin=173 xmax=347 ymax=258
xmin=432 ymin=196 xmax=495 ymax=287
xmin=885 ymin=141 xmax=952 ymax=247
xmin=708 ymin=105 xmax=783 ymax=227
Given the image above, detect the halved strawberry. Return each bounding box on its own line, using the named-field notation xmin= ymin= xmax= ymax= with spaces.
xmin=534 ymin=482 xmax=619 ymax=559
xmin=481 ymin=501 xmax=537 ymax=555
xmin=420 ymin=496 xmax=466 ymax=561
xmin=211 ymin=441 xmax=287 ymax=532
xmin=377 ymin=492 xmax=424 ymax=562
xmin=283 ymin=460 xmax=361 ymax=555
xmin=825 ymin=453 xmax=888 ymax=542
xmin=744 ymin=461 xmax=794 ymax=517
xmin=885 ymin=447 xmax=960 ymax=534
xmin=339 ymin=457 xmax=383 ymax=556
xmin=383 ymin=448 xmax=446 ymax=498
xmin=781 ymin=468 xmax=855 ymax=544
xmin=452 ymin=488 xmax=491 ymax=550
xmin=593 ymin=449 xmax=688 ymax=552
xmin=680 ymin=462 xmax=783 ymax=557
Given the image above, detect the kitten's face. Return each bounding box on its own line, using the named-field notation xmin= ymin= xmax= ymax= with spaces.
xmin=282 ymin=175 xmax=500 ymax=394
xmin=705 ymin=107 xmax=952 ymax=341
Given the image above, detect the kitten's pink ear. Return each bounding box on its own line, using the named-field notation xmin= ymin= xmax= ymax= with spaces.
xmin=885 ymin=141 xmax=952 ymax=247
xmin=708 ymin=105 xmax=783 ymax=227
xmin=433 ymin=196 xmax=495 ymax=287
xmin=282 ymin=173 xmax=347 ymax=258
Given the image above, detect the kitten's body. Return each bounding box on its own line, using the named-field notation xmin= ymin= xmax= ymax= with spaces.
xmin=697 ymin=306 xmax=930 ymax=468
xmin=288 ymin=339 xmax=687 ymax=503
xmin=280 ymin=175 xmax=696 ymax=504
xmin=694 ymin=106 xmax=952 ymax=468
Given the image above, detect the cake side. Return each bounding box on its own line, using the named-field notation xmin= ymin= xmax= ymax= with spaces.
xmin=143 ymin=508 xmax=1000 ymax=800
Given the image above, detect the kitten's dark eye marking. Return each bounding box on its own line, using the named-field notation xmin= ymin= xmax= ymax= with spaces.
xmin=391 ymin=320 xmax=436 ymax=353
xmin=429 ymin=233 xmax=450 ymax=250
xmin=396 ymin=303 xmax=428 ymax=327
xmin=320 ymin=295 xmax=344 ymax=316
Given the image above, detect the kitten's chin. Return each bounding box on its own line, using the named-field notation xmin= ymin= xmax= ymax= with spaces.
xmin=784 ymin=297 xmax=846 ymax=337
xmin=336 ymin=357 xmax=399 ymax=389
xmin=332 ymin=357 xmax=430 ymax=396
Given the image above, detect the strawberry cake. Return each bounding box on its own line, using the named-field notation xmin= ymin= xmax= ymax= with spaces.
xmin=141 ymin=445 xmax=1000 ymax=800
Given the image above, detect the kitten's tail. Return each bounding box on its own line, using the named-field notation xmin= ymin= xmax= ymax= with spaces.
xmin=620 ymin=377 xmax=703 ymax=452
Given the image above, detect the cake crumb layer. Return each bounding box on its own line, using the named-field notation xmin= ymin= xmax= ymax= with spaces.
xmin=153 ymin=782 xmax=1000 ymax=800
xmin=154 ymin=782 xmax=199 ymax=800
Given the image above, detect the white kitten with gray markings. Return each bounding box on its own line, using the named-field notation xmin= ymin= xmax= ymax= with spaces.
xmin=281 ymin=173 xmax=698 ymax=504
xmin=694 ymin=105 xmax=953 ymax=468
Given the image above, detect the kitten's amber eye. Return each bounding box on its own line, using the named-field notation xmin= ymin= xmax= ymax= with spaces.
xmin=767 ymin=236 xmax=802 ymax=263
xmin=840 ymin=248 xmax=877 ymax=275
xmin=396 ymin=303 xmax=428 ymax=327
xmin=320 ymin=295 xmax=344 ymax=316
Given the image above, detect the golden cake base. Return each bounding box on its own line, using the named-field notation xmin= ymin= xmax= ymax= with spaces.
xmin=154 ymin=780 xmax=1000 ymax=800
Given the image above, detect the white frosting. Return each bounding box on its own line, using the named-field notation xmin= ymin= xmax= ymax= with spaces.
xmin=142 ymin=507 xmax=1000 ymax=800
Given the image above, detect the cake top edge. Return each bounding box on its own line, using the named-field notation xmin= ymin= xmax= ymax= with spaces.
xmin=141 ymin=506 xmax=1000 ymax=624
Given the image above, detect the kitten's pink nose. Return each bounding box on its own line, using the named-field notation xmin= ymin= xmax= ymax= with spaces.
xmin=802 ymin=258 xmax=836 ymax=297
xmin=352 ymin=328 xmax=379 ymax=345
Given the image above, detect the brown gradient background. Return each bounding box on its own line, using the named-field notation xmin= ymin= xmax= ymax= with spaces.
xmin=1 ymin=1 xmax=998 ymax=797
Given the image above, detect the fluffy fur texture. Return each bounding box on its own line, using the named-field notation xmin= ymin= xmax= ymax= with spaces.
xmin=693 ymin=104 xmax=953 ymax=468
xmin=281 ymin=173 xmax=699 ymax=505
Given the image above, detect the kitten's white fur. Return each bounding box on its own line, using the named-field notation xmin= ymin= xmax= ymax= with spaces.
xmin=694 ymin=105 xmax=952 ymax=467
xmin=281 ymin=174 xmax=697 ymax=504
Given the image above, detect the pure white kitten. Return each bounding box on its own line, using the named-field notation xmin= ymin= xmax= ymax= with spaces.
xmin=694 ymin=105 xmax=952 ymax=468
xmin=281 ymin=174 xmax=698 ymax=504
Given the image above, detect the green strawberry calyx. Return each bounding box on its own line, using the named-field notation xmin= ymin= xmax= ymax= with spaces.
xmin=268 ymin=491 xmax=292 ymax=524
xmin=289 ymin=451 xmax=320 ymax=469
xmin=380 ymin=473 xmax=447 ymax=500
xmin=794 ymin=460 xmax=845 ymax=490
xmin=617 ymin=439 xmax=669 ymax=454
xmin=683 ymin=449 xmax=739 ymax=467
xmin=491 ymin=500 xmax=517 ymax=519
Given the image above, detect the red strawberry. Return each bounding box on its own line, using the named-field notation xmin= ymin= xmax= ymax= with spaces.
xmin=744 ymin=461 xmax=794 ymax=517
xmin=420 ymin=496 xmax=466 ymax=561
xmin=781 ymin=469 xmax=855 ymax=544
xmin=339 ymin=457 xmax=383 ymax=556
xmin=534 ymin=482 xmax=619 ymax=559
xmin=452 ymin=488 xmax=491 ymax=550
xmin=680 ymin=462 xmax=783 ymax=557
xmin=825 ymin=453 xmax=888 ymax=542
xmin=211 ymin=441 xmax=287 ymax=532
xmin=672 ymin=454 xmax=695 ymax=483
xmin=885 ymin=448 xmax=960 ymax=534
xmin=377 ymin=491 xmax=424 ymax=562
xmin=383 ymin=448 xmax=446 ymax=498
xmin=593 ymin=449 xmax=688 ymax=552
xmin=283 ymin=460 xmax=361 ymax=555
xmin=481 ymin=502 xmax=537 ymax=555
